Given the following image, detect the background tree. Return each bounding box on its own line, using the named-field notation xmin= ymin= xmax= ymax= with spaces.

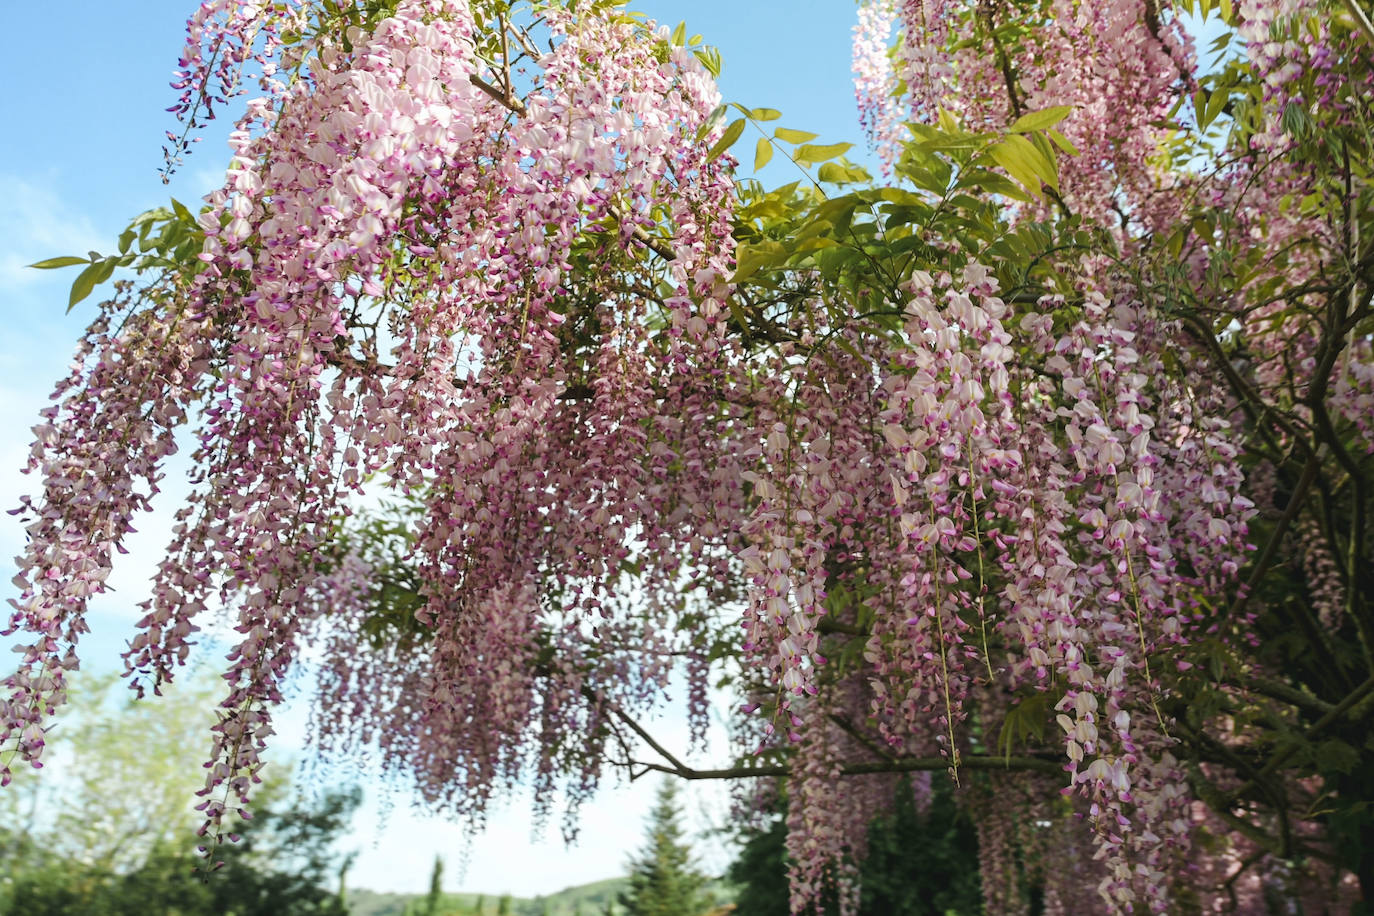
xmin=618 ymin=781 xmax=711 ymax=916
xmin=408 ymin=856 xmax=446 ymax=916
xmin=0 ymin=668 xmax=359 ymax=915
xmin=1 ymin=785 xmax=359 ymax=916
xmin=0 ymin=669 xmax=220 ymax=878
xmin=205 ymin=784 xmax=361 ymax=916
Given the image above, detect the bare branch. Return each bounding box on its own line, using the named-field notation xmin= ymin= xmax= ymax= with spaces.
xmin=629 ymin=753 xmax=1065 ymax=781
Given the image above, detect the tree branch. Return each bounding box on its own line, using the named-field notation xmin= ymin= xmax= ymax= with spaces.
xmin=469 ymin=73 xmax=525 ymax=115
xmin=1338 ymin=0 xmax=1374 ymax=45
xmin=1245 ymin=676 xmax=1336 ymax=721
xmin=630 ymin=753 xmax=1065 ymax=781
xmin=1226 ymin=444 xmax=1323 ymax=622
xmin=1224 ymin=674 xmax=1374 ymax=806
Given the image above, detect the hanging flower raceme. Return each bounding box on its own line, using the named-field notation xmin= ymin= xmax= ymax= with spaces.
xmin=860 ymin=0 xmax=1196 ymax=221
xmin=868 ymin=264 xmax=1020 ymax=763
xmin=4 ymin=298 xmax=207 ymax=786
xmin=5 ymin=0 xmax=742 ymax=849
xmin=851 ymin=0 xmax=903 ymax=174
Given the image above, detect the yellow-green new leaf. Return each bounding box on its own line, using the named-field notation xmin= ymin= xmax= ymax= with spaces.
xmin=817 ymin=161 xmax=869 ymax=184
xmin=749 ymin=107 xmax=782 ymax=122
xmin=795 ymin=142 xmax=853 ymax=164
xmin=29 ymin=256 xmax=91 ymax=270
xmin=1046 ymin=128 xmax=1079 ymax=156
xmin=989 ymin=134 xmax=1058 ymax=195
xmin=696 ymin=104 xmax=727 ymax=141
xmin=793 ymin=236 xmax=840 ymax=255
xmin=68 ymin=262 xmax=103 ymax=311
xmin=707 ymin=117 xmax=746 ymax=162
xmin=170 ymin=197 xmax=197 ymax=225
xmin=754 ymin=137 xmax=774 ymax=171
xmin=1202 ymin=86 xmax=1230 ymax=131
xmin=732 ymin=240 xmax=785 ymax=283
xmin=1008 ymin=105 xmax=1074 ymax=134
xmin=773 ymin=127 xmax=819 ymax=145
xmin=693 ymin=47 xmax=721 ymax=78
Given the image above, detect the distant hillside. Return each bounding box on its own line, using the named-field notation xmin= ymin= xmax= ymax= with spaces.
xmin=349 ymin=875 xmax=734 ymax=916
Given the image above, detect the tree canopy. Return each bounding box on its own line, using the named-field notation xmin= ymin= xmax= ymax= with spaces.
xmin=3 ymin=0 xmax=1373 ymax=912
xmin=0 ymin=670 xmax=358 ymax=915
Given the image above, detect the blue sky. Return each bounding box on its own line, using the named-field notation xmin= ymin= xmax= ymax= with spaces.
xmin=0 ymin=0 xmax=866 ymax=899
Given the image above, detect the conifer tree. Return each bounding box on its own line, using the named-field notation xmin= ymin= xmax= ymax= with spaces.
xmin=421 ymin=856 xmax=444 ymax=916
xmin=618 ymin=782 xmax=710 ymax=916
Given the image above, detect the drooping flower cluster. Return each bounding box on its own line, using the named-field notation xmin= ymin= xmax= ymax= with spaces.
xmin=851 ymin=0 xmax=902 ymax=175
xmin=1336 ymin=339 xmax=1374 ymax=453
xmin=7 ymin=0 xmax=742 ymax=849
xmin=5 ymin=292 xmax=206 ymax=786
xmin=719 ymin=253 xmax=1255 ymax=914
xmin=861 ymin=0 xmax=1196 ymax=220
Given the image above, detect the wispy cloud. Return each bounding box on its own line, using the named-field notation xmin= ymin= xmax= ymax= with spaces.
xmin=0 ymin=172 xmax=108 ymax=291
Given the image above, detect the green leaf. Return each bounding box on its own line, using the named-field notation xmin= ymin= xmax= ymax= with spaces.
xmin=912 ymin=123 xmax=985 ymax=151
xmin=817 ymin=161 xmax=868 ymax=184
xmin=988 ymin=143 xmax=1039 ymax=195
xmin=1046 ymin=128 xmax=1080 ymax=157
xmin=727 ymin=297 xmax=753 ymax=334
xmin=794 ymin=218 xmax=835 ymax=242
xmin=732 ymin=240 xmax=784 ymax=283
xmin=707 ymin=118 xmax=746 ymax=162
xmin=795 ymin=142 xmax=853 ymax=164
xmin=988 ymin=134 xmax=1057 ymax=196
xmin=1202 ymin=87 xmax=1230 ymax=130
xmin=170 ymin=197 xmax=197 ymax=225
xmin=741 ymin=197 xmax=789 ymax=221
xmin=695 ymin=103 xmax=727 ymax=141
xmin=754 ymin=137 xmax=773 ymax=171
xmin=670 ymin=21 xmax=686 ymax=45
xmin=814 ymin=196 xmax=858 ymax=221
xmin=1317 ymin=739 xmax=1360 ymax=775
xmin=1008 ymin=105 xmax=1074 ymax=134
xmin=998 ymin=693 xmax=1052 ymax=762
xmin=92 ymin=257 xmax=118 ymax=285
xmin=878 ymin=188 xmax=927 ymax=206
xmin=749 ymin=107 xmax=781 ymax=122
xmin=28 ymin=256 xmax=91 ymax=270
xmin=693 ymin=47 xmax=721 ymax=78
xmin=773 ymin=127 xmax=819 ymax=145
xmin=68 ymin=262 xmax=103 ymax=311
xmin=1281 ymin=101 xmax=1312 ymax=138
xmin=792 ymin=236 xmax=839 ymax=254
